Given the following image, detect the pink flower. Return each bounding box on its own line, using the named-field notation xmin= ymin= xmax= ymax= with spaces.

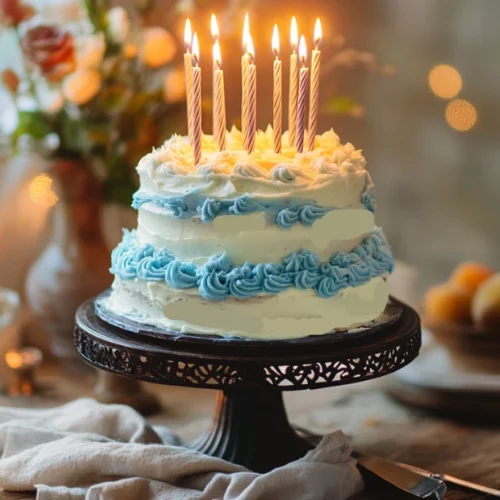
xmin=0 ymin=0 xmax=34 ymax=25
xmin=22 ymin=25 xmax=75 ymax=82
xmin=1 ymin=69 xmax=20 ymax=93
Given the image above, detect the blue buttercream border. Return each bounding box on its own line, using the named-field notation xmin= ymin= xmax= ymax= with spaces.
xmin=361 ymin=179 xmax=376 ymax=213
xmin=110 ymin=229 xmax=394 ymax=301
xmin=133 ymin=176 xmax=376 ymax=228
xmin=132 ymin=192 xmax=334 ymax=228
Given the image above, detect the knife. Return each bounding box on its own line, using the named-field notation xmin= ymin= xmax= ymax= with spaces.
xmin=353 ymin=452 xmax=447 ymax=499
xmin=398 ymin=461 xmax=500 ymax=498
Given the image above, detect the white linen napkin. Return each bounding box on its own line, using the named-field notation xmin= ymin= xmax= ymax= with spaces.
xmin=0 ymin=398 xmax=363 ymax=500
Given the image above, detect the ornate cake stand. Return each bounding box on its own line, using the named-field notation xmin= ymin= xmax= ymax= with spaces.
xmin=74 ymin=291 xmax=421 ymax=473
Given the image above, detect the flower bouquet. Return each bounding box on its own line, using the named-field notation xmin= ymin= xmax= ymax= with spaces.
xmin=0 ymin=0 xmax=186 ymax=203
xmin=0 ymin=0 xmax=188 ymax=362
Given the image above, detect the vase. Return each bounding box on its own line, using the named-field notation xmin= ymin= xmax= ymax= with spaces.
xmin=0 ymin=152 xmax=52 ymax=296
xmin=26 ymin=159 xmax=112 ymax=364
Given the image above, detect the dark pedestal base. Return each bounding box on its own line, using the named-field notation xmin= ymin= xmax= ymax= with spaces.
xmin=75 ymin=292 xmax=421 ymax=473
xmin=192 ymin=390 xmax=314 ymax=472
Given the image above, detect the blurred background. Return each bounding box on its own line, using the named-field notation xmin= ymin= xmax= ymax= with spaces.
xmin=0 ymin=0 xmax=498 ymax=302
xmin=0 ymin=2 xmax=498 ymax=481
xmin=0 ymin=0 xmax=498 ymax=453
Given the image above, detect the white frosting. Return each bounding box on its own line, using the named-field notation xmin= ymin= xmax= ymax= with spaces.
xmin=137 ymin=207 xmax=375 ymax=264
xmin=106 ymin=276 xmax=389 ymax=339
xmin=136 ymin=127 xmax=369 ymax=208
xmin=106 ymin=127 xmax=391 ymax=340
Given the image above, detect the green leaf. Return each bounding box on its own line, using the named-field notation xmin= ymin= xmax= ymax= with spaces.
xmin=57 ymin=111 xmax=89 ymax=153
xmin=100 ymin=85 xmax=128 ymax=112
xmin=126 ymin=91 xmax=161 ymax=115
xmin=86 ymin=121 xmax=111 ymax=146
xmin=323 ymin=96 xmax=359 ymax=115
xmin=14 ymin=111 xmax=51 ymax=141
xmin=82 ymin=0 xmax=108 ymax=33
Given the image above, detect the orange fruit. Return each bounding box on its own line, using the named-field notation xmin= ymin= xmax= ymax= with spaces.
xmin=472 ymin=274 xmax=500 ymax=329
xmin=450 ymin=262 xmax=495 ymax=295
xmin=424 ymin=283 xmax=472 ymax=324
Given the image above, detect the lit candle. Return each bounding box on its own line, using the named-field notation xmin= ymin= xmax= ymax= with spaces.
xmin=272 ymin=25 xmax=282 ymax=154
xmin=213 ymin=40 xmax=226 ymax=151
xmin=211 ymin=14 xmax=225 ymax=150
xmin=241 ymin=13 xmax=250 ymax=141
xmin=210 ymin=14 xmax=219 ymax=76
xmin=288 ymin=17 xmax=299 ymax=147
xmin=191 ymin=32 xmax=202 ymax=165
xmin=308 ymin=18 xmax=322 ymax=151
xmin=244 ymin=35 xmax=257 ymax=153
xmin=184 ymin=19 xmax=194 ymax=142
xmin=296 ymin=35 xmax=308 ymax=153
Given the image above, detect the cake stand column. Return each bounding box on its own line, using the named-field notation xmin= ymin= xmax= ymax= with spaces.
xmin=191 ymin=388 xmax=315 ymax=473
xmin=75 ymin=294 xmax=421 ymax=472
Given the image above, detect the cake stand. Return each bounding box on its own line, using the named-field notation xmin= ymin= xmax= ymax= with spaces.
xmin=74 ymin=291 xmax=421 ymax=473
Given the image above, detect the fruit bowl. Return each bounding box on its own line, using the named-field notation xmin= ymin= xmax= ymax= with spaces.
xmin=424 ymin=317 xmax=500 ymax=374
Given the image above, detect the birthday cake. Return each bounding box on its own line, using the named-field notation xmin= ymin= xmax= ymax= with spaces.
xmin=104 ymin=127 xmax=394 ymax=339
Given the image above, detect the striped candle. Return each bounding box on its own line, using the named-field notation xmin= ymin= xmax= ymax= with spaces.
xmin=241 ymin=13 xmax=250 ymax=141
xmin=288 ymin=17 xmax=299 ymax=147
xmin=296 ymin=35 xmax=308 ymax=153
xmin=307 ymin=19 xmax=322 ymax=151
xmin=272 ymin=25 xmax=282 ymax=154
xmin=245 ymin=35 xmax=256 ymax=153
xmin=191 ymin=33 xmax=202 ymax=165
xmin=213 ymin=40 xmax=226 ymax=151
xmin=183 ymin=19 xmax=193 ymax=142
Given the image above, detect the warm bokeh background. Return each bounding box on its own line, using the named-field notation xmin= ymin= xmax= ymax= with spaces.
xmin=1 ymin=0 xmax=499 ymax=296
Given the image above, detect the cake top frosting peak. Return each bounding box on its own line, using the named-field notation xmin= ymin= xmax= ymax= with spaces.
xmin=135 ymin=126 xmax=372 ymax=209
xmin=137 ymin=126 xmax=367 ymax=180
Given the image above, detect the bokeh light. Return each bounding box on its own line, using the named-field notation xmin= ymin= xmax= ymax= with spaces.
xmin=445 ymin=99 xmax=477 ymax=132
xmin=5 ymin=351 xmax=23 ymax=369
xmin=429 ymin=65 xmax=463 ymax=99
xmin=28 ymin=174 xmax=59 ymax=207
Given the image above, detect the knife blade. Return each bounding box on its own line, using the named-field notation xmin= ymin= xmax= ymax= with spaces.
xmin=353 ymin=452 xmax=447 ymax=499
xmin=398 ymin=462 xmax=500 ymax=498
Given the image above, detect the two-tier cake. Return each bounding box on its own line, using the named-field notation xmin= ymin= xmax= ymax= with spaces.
xmin=104 ymin=127 xmax=394 ymax=339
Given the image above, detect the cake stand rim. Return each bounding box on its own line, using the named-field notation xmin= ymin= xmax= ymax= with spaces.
xmin=93 ymin=288 xmax=404 ymax=347
xmin=74 ymin=292 xmax=421 ymax=391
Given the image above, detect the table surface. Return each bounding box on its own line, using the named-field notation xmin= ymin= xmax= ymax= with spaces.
xmin=0 ymin=361 xmax=498 ymax=500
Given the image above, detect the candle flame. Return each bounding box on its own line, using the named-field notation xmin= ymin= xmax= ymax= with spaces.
xmin=213 ymin=39 xmax=222 ymax=68
xmin=290 ymin=16 xmax=298 ymax=49
xmin=192 ymin=32 xmax=200 ymax=64
xmin=314 ymin=18 xmax=322 ymax=46
xmin=272 ymin=24 xmax=280 ymax=57
xmin=243 ymin=12 xmax=250 ymax=50
xmin=211 ymin=13 xmax=219 ymax=40
xmin=184 ymin=19 xmax=192 ymax=51
xmin=246 ymin=34 xmax=255 ymax=61
xmin=299 ymin=35 xmax=307 ymax=64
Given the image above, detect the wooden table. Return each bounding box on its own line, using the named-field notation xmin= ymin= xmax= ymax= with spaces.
xmin=0 ymin=363 xmax=498 ymax=499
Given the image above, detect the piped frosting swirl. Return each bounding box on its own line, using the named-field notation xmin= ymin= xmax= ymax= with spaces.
xmin=110 ymin=229 xmax=394 ymax=301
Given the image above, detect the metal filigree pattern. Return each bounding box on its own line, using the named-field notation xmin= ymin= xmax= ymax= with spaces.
xmin=74 ymin=311 xmax=420 ymax=391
